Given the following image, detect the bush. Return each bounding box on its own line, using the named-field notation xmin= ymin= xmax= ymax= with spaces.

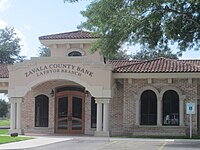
xmin=0 ymin=99 xmax=9 ymax=118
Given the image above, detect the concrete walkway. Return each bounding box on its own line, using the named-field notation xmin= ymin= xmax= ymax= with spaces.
xmin=0 ymin=135 xmax=72 ymax=149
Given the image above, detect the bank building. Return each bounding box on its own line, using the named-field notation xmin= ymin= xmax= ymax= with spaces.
xmin=1 ymin=30 xmax=200 ymax=137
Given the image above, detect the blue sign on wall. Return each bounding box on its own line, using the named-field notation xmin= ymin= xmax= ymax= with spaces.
xmin=186 ymin=103 xmax=195 ymax=114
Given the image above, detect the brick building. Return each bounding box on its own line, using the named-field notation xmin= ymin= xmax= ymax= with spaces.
xmin=0 ymin=30 xmax=200 ymax=137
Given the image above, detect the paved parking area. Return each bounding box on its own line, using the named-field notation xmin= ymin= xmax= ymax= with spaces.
xmin=1 ymin=135 xmax=200 ymax=150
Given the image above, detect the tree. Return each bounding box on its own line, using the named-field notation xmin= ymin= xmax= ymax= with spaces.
xmin=64 ymin=0 xmax=200 ymax=58
xmin=131 ymin=47 xmax=178 ymax=60
xmin=0 ymin=99 xmax=9 ymax=118
xmin=0 ymin=27 xmax=25 ymax=64
xmin=110 ymin=49 xmax=131 ymax=60
xmin=38 ymin=45 xmax=51 ymax=57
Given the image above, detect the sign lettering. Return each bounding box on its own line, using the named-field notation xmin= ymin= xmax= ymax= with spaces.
xmin=25 ymin=64 xmax=93 ymax=78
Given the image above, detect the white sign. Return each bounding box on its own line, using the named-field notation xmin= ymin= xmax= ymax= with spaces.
xmin=186 ymin=103 xmax=195 ymax=114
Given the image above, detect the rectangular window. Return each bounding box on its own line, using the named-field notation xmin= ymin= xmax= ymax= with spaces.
xmin=35 ymin=95 xmax=49 ymax=127
xmin=91 ymin=97 xmax=97 ymax=128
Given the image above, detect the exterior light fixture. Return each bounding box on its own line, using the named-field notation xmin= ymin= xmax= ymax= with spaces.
xmin=85 ymin=90 xmax=89 ymax=97
xmin=50 ymin=89 xmax=55 ymax=97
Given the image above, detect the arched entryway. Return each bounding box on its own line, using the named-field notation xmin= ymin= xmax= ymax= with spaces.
xmin=55 ymin=86 xmax=85 ymax=134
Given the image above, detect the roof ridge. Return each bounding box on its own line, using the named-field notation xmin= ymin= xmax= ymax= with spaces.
xmin=178 ymin=61 xmax=200 ymax=69
xmin=39 ymin=30 xmax=97 ymax=40
xmin=114 ymin=57 xmax=169 ymax=70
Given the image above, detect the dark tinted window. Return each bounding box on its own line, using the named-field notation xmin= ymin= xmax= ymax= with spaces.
xmin=140 ymin=90 xmax=157 ymax=125
xmin=68 ymin=51 xmax=82 ymax=56
xmin=163 ymin=90 xmax=179 ymax=126
xmin=35 ymin=95 xmax=49 ymax=127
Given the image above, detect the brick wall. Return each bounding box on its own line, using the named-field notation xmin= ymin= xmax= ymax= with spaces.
xmin=21 ymin=78 xmax=200 ymax=136
xmin=110 ymin=78 xmax=200 ymax=136
xmin=21 ymin=81 xmax=95 ymax=135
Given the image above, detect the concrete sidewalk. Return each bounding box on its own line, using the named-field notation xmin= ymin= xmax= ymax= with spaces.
xmin=0 ymin=136 xmax=72 ymax=149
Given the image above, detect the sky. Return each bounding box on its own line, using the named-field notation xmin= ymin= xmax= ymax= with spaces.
xmin=0 ymin=0 xmax=199 ymax=59
xmin=0 ymin=0 xmax=92 ymax=58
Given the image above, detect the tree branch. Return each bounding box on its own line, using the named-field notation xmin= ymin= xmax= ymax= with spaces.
xmin=164 ymin=6 xmax=200 ymax=28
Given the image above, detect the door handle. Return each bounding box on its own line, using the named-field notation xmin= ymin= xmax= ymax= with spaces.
xmin=68 ymin=116 xmax=72 ymax=121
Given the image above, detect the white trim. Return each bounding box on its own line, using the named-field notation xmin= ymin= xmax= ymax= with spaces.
xmin=160 ymin=86 xmax=184 ymax=99
xmin=113 ymin=73 xmax=200 ymax=79
xmin=0 ymin=78 xmax=9 ymax=82
xmin=40 ymin=39 xmax=97 ymax=45
xmin=136 ymin=86 xmax=160 ymax=98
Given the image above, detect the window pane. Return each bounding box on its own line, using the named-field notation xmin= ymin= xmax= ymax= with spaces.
xmin=58 ymin=96 xmax=68 ymax=129
xmin=68 ymin=51 xmax=82 ymax=56
xmin=72 ymin=96 xmax=82 ymax=130
xmin=163 ymin=90 xmax=179 ymax=126
xmin=140 ymin=90 xmax=157 ymax=125
xmin=35 ymin=95 xmax=49 ymax=127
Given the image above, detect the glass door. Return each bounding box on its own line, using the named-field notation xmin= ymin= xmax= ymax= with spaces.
xmin=71 ymin=96 xmax=83 ymax=131
xmin=56 ymin=92 xmax=84 ymax=134
xmin=57 ymin=96 xmax=68 ymax=130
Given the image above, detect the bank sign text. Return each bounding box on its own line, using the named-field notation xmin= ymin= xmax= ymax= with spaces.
xmin=25 ymin=64 xmax=93 ymax=78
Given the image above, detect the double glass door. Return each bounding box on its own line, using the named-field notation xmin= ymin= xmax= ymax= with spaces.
xmin=55 ymin=91 xmax=84 ymax=134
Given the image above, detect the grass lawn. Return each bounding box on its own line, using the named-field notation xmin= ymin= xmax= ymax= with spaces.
xmin=0 ymin=119 xmax=10 ymax=126
xmin=0 ymin=129 xmax=8 ymax=135
xmin=0 ymin=136 xmax=32 ymax=144
xmin=0 ymin=128 xmax=33 ymax=145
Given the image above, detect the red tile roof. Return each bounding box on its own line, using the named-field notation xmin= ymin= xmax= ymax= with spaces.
xmin=112 ymin=57 xmax=200 ymax=73
xmin=109 ymin=60 xmax=141 ymax=68
xmin=39 ymin=30 xmax=99 ymax=40
xmin=0 ymin=64 xmax=9 ymax=78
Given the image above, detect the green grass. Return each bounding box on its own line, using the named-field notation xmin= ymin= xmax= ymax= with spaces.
xmin=0 ymin=136 xmax=32 ymax=144
xmin=0 ymin=129 xmax=9 ymax=135
xmin=0 ymin=119 xmax=10 ymax=126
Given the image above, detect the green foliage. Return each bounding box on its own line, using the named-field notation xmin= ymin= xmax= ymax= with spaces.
xmin=0 ymin=27 xmax=25 ymax=64
xmin=131 ymin=47 xmax=178 ymax=60
xmin=38 ymin=45 xmax=51 ymax=57
xmin=110 ymin=49 xmax=131 ymax=60
xmin=66 ymin=0 xmax=200 ymax=58
xmin=0 ymin=99 xmax=9 ymax=118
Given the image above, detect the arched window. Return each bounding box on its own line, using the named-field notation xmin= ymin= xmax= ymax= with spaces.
xmin=140 ymin=90 xmax=157 ymax=125
xmin=68 ymin=51 xmax=82 ymax=56
xmin=35 ymin=95 xmax=49 ymax=127
xmin=163 ymin=90 xmax=179 ymax=126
